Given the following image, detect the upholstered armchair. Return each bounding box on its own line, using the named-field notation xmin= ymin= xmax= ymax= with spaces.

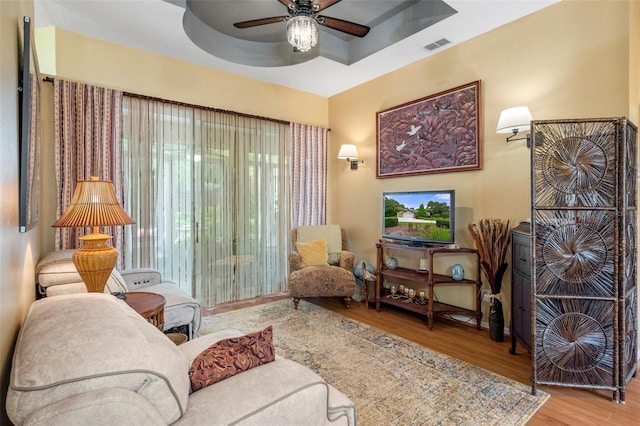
xmin=288 ymin=225 xmax=356 ymax=310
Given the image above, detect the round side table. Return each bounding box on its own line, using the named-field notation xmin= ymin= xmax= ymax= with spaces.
xmin=166 ymin=332 xmax=188 ymax=346
xmin=124 ymin=291 xmax=166 ymax=332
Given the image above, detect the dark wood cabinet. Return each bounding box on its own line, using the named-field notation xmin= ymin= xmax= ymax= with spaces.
xmin=509 ymin=222 xmax=531 ymax=355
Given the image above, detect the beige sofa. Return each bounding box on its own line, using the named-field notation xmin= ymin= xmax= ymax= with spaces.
xmin=6 ymin=293 xmax=356 ymax=425
xmin=36 ymin=250 xmax=201 ymax=339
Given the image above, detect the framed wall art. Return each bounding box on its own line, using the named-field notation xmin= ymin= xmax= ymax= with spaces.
xmin=18 ymin=16 xmax=41 ymax=232
xmin=376 ymin=80 xmax=481 ymax=178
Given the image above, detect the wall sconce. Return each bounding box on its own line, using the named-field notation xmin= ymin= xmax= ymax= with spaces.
xmin=496 ymin=106 xmax=533 ymax=147
xmin=337 ymin=144 xmax=364 ymax=170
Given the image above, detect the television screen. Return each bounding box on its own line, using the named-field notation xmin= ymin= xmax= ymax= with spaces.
xmin=382 ymin=190 xmax=455 ymax=246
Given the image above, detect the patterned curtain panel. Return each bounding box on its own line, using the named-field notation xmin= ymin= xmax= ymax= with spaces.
xmin=289 ymin=123 xmax=328 ymax=226
xmin=122 ymin=95 xmax=290 ymax=307
xmin=53 ymin=80 xmax=124 ymax=264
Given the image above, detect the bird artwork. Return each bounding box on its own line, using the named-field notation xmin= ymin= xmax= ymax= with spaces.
xmin=376 ymin=81 xmax=480 ymax=177
xmin=407 ymin=125 xmax=422 ymax=136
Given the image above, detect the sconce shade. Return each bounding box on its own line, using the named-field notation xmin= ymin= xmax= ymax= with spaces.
xmin=337 ymin=144 xmax=359 ymax=160
xmin=53 ymin=177 xmax=134 ymax=293
xmin=496 ymin=106 xmax=533 ymax=134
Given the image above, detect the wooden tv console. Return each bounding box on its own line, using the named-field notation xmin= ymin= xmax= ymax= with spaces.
xmin=375 ymin=241 xmax=482 ymax=330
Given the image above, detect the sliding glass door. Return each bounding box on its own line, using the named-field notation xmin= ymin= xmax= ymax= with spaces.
xmin=122 ymin=97 xmax=290 ymax=307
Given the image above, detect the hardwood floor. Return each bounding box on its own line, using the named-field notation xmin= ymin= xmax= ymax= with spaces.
xmin=205 ymin=295 xmax=640 ymax=425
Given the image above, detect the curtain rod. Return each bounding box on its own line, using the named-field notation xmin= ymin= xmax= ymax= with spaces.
xmin=124 ymin=91 xmax=291 ymax=126
xmin=41 ymin=77 xmax=330 ymax=130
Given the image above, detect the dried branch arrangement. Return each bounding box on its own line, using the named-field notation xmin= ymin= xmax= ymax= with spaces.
xmin=468 ymin=218 xmax=512 ymax=293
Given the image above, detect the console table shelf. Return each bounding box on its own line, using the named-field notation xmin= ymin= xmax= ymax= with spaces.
xmin=375 ymin=241 xmax=482 ymax=330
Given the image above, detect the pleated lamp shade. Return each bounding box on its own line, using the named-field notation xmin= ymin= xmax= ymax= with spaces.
xmin=53 ymin=177 xmax=134 ymax=293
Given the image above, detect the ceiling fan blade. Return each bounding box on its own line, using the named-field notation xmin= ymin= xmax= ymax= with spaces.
xmin=317 ymin=16 xmax=370 ymax=37
xmin=233 ymin=16 xmax=288 ymax=29
xmin=315 ymin=0 xmax=342 ymax=12
xmin=277 ymin=0 xmax=294 ymax=10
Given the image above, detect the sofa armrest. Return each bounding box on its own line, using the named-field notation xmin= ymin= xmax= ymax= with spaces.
xmin=120 ymin=268 xmax=166 ymax=290
xmin=22 ymin=388 xmax=168 ymax=426
xmin=339 ymin=250 xmax=355 ymax=272
xmin=288 ymin=252 xmax=304 ymax=273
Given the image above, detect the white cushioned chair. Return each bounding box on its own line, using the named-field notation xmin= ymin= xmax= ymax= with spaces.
xmin=36 ymin=249 xmax=201 ymax=339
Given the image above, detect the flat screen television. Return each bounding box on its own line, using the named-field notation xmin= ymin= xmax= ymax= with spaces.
xmin=382 ymin=190 xmax=455 ymax=247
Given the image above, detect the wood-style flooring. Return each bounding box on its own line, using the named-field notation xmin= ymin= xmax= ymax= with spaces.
xmin=204 ymin=295 xmax=640 ymax=425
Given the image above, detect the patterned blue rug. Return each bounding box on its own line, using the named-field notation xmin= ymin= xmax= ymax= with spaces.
xmin=200 ymin=299 xmax=548 ymax=425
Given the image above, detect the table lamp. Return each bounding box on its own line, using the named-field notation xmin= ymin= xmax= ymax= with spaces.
xmin=53 ymin=176 xmax=134 ymax=293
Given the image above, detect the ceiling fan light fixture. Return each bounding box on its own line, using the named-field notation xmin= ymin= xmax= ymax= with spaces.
xmin=286 ymin=15 xmax=318 ymax=52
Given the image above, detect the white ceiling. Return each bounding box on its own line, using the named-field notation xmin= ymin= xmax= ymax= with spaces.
xmin=34 ymin=0 xmax=557 ymax=97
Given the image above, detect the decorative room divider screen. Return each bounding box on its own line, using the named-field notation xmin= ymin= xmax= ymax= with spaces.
xmin=530 ymin=117 xmax=637 ymax=403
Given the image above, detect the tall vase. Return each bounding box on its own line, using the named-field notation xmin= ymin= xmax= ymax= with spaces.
xmin=488 ymin=263 xmax=508 ymax=342
xmin=489 ymin=298 xmax=505 ymax=342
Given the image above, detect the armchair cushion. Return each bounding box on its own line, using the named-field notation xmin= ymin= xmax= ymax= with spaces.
xmin=295 ymin=238 xmax=329 ymax=267
xmin=296 ymin=225 xmax=343 ymax=264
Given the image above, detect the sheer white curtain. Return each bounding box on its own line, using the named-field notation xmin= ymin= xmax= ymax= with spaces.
xmin=121 ymin=96 xmax=290 ymax=307
xmin=290 ymin=123 xmax=328 ymax=226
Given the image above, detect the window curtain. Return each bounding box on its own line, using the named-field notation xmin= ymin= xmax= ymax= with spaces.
xmin=290 ymin=123 xmax=328 ymax=226
xmin=121 ymin=95 xmax=290 ymax=307
xmin=53 ymin=80 xmax=124 ymax=265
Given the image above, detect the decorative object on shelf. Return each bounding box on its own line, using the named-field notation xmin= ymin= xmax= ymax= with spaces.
xmin=376 ymin=80 xmax=481 ymax=178
xmin=385 ymin=256 xmax=398 ymax=269
xmin=53 ymin=176 xmax=135 ymax=293
xmin=468 ymin=218 xmax=512 ymax=342
xmin=418 ymin=258 xmax=428 ymax=271
xmin=451 ymin=263 xmax=464 ymax=281
xmin=530 ymin=117 xmax=637 ymax=403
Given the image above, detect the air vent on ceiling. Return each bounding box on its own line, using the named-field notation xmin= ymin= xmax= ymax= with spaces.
xmin=425 ymin=38 xmax=451 ymax=51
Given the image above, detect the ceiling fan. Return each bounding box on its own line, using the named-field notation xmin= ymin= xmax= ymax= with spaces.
xmin=233 ymin=0 xmax=370 ymax=52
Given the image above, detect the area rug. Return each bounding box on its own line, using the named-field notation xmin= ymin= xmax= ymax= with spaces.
xmin=199 ymin=299 xmax=548 ymax=425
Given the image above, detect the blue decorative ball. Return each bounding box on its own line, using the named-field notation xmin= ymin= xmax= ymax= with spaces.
xmin=451 ymin=264 xmax=464 ymax=280
xmin=385 ymin=257 xmax=398 ymax=269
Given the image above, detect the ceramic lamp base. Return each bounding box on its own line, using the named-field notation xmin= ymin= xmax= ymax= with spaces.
xmin=73 ymin=232 xmax=118 ymax=293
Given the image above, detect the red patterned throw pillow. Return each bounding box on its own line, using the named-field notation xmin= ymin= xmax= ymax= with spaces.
xmin=189 ymin=326 xmax=275 ymax=391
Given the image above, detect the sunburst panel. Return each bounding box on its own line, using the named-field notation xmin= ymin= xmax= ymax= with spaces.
xmin=533 ymin=121 xmax=617 ymax=208
xmin=534 ymin=210 xmax=615 ymax=297
xmin=535 ymin=298 xmax=615 ymax=387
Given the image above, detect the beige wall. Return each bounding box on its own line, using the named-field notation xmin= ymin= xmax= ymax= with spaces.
xmin=328 ymin=0 xmax=639 ymax=321
xmin=0 ymin=0 xmax=41 ymax=423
